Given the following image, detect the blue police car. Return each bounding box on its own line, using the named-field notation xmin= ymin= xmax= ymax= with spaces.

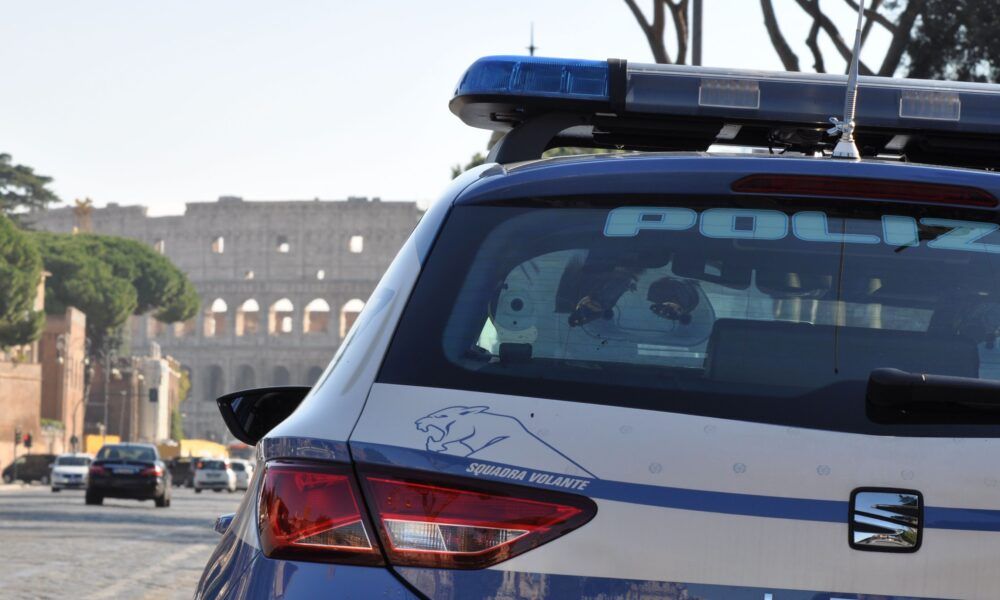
xmin=196 ymin=55 xmax=1000 ymax=600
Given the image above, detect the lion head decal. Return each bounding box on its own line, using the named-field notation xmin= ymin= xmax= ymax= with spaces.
xmin=415 ymin=405 xmax=499 ymax=455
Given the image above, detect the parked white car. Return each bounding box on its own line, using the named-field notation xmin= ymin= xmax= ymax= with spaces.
xmin=230 ymin=459 xmax=253 ymax=491
xmin=50 ymin=453 xmax=93 ymax=492
xmin=193 ymin=459 xmax=236 ymax=493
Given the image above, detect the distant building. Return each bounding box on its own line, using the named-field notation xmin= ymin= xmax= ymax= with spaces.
xmin=85 ymin=343 xmax=183 ymax=444
xmin=136 ymin=346 xmax=184 ymax=443
xmin=32 ymin=196 xmax=423 ymax=441
xmin=0 ymin=273 xmax=47 ymax=470
xmin=38 ymin=307 xmax=88 ymax=453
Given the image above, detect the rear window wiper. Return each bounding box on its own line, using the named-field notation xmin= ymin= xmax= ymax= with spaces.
xmin=867 ymin=368 xmax=1000 ymax=424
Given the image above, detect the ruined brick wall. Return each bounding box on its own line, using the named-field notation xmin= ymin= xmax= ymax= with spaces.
xmin=0 ymin=362 xmax=42 ymax=472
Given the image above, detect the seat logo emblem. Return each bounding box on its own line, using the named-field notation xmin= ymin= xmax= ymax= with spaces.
xmin=849 ymin=487 xmax=923 ymax=552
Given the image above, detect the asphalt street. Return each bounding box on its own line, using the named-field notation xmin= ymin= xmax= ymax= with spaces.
xmin=0 ymin=484 xmax=244 ymax=600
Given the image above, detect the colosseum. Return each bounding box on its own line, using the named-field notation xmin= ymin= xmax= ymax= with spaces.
xmin=32 ymin=195 xmax=423 ymax=441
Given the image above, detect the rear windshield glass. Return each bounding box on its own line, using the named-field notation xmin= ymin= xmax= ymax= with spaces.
xmin=230 ymin=463 xmax=245 ymax=472
xmin=97 ymin=446 xmax=156 ymax=462
xmin=56 ymin=456 xmax=90 ymax=466
xmin=379 ymin=200 xmax=1000 ymax=434
xmin=201 ymin=460 xmax=227 ymax=470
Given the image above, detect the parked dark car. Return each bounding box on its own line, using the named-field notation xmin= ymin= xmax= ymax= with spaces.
xmin=86 ymin=443 xmax=171 ymax=507
xmin=2 ymin=454 xmax=57 ymax=484
xmin=167 ymin=456 xmax=202 ymax=488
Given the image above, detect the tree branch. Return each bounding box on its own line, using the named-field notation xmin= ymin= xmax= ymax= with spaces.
xmin=760 ymin=0 xmax=800 ymax=71
xmin=794 ymin=0 xmax=873 ymax=75
xmin=623 ymin=0 xmax=671 ymax=63
xmin=806 ymin=21 xmax=827 ymax=72
xmin=841 ymin=0 xmax=895 ymax=35
xmin=859 ymin=0 xmax=886 ymax=45
xmin=665 ymin=0 xmax=690 ymax=65
xmin=878 ymin=0 xmax=923 ymax=76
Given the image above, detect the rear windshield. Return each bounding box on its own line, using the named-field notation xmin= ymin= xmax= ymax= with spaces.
xmin=201 ymin=460 xmax=227 ymax=470
xmin=96 ymin=446 xmax=156 ymax=462
xmin=56 ymin=456 xmax=91 ymax=466
xmin=379 ymin=199 xmax=1000 ymax=434
xmin=230 ymin=462 xmax=246 ymax=472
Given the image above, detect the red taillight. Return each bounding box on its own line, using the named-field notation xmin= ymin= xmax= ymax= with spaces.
xmin=140 ymin=465 xmax=163 ymax=477
xmin=256 ymin=462 xmax=597 ymax=569
xmin=361 ymin=474 xmax=595 ymax=569
xmin=89 ymin=465 xmax=108 ymax=477
xmin=732 ymin=174 xmax=998 ymax=207
xmin=258 ymin=463 xmax=382 ymax=565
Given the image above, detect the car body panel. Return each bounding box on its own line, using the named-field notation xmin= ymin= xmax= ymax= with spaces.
xmin=351 ymin=383 xmax=1000 ymax=600
xmin=230 ymin=460 xmax=253 ymax=490
xmin=455 ymin=154 xmax=1000 ymax=206
xmin=169 ymin=457 xmax=202 ymax=487
xmin=195 ymin=461 xmax=237 ymax=491
xmin=88 ymin=444 xmax=168 ymax=501
xmin=51 ymin=454 xmax=93 ymax=490
xmin=2 ymin=454 xmax=57 ymax=483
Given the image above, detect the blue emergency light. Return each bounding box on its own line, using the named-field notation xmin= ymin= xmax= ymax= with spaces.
xmin=455 ymin=56 xmax=609 ymax=101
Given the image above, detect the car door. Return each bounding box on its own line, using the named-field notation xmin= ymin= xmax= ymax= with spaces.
xmin=350 ymin=198 xmax=1000 ymax=600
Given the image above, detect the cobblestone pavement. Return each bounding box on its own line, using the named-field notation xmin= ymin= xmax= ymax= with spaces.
xmin=0 ymin=484 xmax=245 ymax=600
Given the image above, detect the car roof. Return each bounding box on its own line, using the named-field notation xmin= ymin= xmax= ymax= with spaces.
xmin=103 ymin=443 xmax=156 ymax=448
xmin=453 ymin=153 xmax=1000 ymax=207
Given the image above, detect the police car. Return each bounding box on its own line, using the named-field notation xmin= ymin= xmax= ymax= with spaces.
xmin=196 ymin=54 xmax=1000 ymax=600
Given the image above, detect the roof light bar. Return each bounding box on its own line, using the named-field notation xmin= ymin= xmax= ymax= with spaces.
xmin=625 ymin=65 xmax=1000 ymax=132
xmin=452 ymin=56 xmax=1000 ymax=136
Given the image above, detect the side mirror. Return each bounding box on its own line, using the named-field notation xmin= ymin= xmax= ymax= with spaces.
xmin=214 ymin=512 xmax=235 ymax=535
xmin=216 ymin=386 xmax=311 ymax=446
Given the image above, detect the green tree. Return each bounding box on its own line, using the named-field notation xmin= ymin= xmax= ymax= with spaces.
xmin=177 ymin=367 xmax=191 ymax=402
xmin=0 ymin=215 xmax=45 ymax=348
xmin=903 ymin=0 xmax=1000 ymax=82
xmin=625 ymin=1 xmax=1000 ymax=83
xmin=450 ymin=152 xmax=487 ymax=179
xmin=34 ymin=232 xmax=200 ymax=350
xmin=170 ymin=407 xmax=185 ymax=441
xmin=0 ymin=153 xmax=60 ymax=222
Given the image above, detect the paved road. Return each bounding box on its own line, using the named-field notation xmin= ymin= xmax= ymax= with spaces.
xmin=0 ymin=484 xmax=244 ymax=600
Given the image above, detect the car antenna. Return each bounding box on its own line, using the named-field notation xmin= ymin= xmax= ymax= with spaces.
xmin=829 ymin=0 xmax=866 ymax=160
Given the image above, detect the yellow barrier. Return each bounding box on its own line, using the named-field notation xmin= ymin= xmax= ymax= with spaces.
xmin=84 ymin=434 xmax=121 ymax=455
xmin=157 ymin=439 xmax=228 ymax=460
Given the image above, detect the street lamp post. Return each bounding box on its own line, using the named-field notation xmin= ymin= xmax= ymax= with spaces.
xmin=64 ymin=337 xmax=92 ymax=454
xmin=103 ymin=348 xmax=118 ymax=440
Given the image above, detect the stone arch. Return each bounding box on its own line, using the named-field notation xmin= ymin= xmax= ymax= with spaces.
xmin=272 ymin=366 xmax=291 ymax=386
xmin=203 ymin=298 xmax=228 ymax=337
xmin=235 ymin=364 xmax=255 ymax=390
xmin=174 ymin=318 xmax=196 ymax=338
xmin=235 ymin=298 xmax=261 ymax=336
xmin=206 ymin=365 xmax=225 ymax=401
xmin=268 ymin=298 xmax=295 ymax=335
xmin=303 ymin=298 xmax=331 ymax=334
xmin=306 ymin=365 xmax=325 ymax=385
xmin=340 ymin=298 xmax=365 ymax=339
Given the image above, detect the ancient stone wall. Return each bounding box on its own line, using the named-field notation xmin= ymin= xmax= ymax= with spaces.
xmin=32 ymin=196 xmax=423 ymax=441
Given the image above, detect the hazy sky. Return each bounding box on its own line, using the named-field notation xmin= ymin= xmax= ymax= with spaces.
xmin=1 ymin=1 xmax=888 ymax=214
